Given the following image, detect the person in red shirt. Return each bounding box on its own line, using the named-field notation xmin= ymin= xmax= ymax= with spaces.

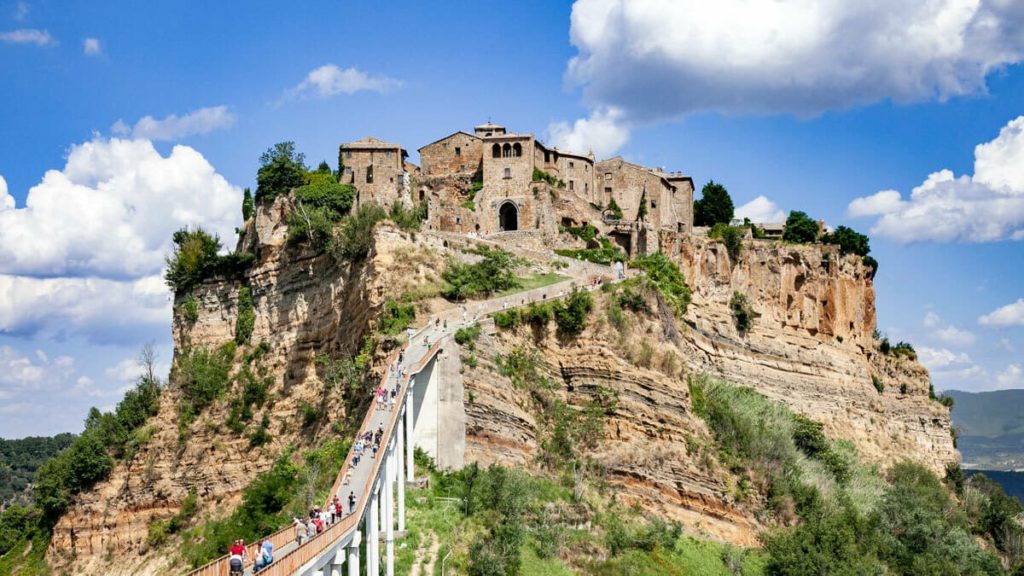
xmin=313 ymin=516 xmax=324 ymax=533
xmin=229 ymin=539 xmax=245 ymax=557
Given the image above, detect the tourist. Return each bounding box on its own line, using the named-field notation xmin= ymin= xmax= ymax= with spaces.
xmin=229 ymin=551 xmax=243 ymax=576
xmin=229 ymin=539 xmax=245 ymax=560
xmin=306 ymin=517 xmax=317 ymax=540
xmin=349 ymin=491 xmax=357 ymax=513
xmin=294 ymin=517 xmax=307 ymax=545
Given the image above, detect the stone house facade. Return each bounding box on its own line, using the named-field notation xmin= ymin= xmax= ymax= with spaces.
xmin=340 ymin=122 xmax=694 ymax=254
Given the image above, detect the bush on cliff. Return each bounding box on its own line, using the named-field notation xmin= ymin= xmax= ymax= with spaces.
xmin=693 ymin=180 xmax=734 ymax=227
xmin=782 ymin=211 xmax=819 ymax=244
xmin=287 ymin=173 xmax=355 ymax=248
xmin=165 ymin=227 xmax=255 ymax=294
xmin=442 ymin=246 xmax=524 ymax=300
xmin=329 ymin=203 xmax=388 ymax=262
xmin=256 ymin=141 xmax=307 ymax=203
xmin=631 ymin=252 xmax=692 ymax=317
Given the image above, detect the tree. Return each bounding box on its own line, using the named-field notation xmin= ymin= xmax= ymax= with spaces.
xmin=241 ymin=188 xmax=254 ymax=221
xmin=164 ymin=227 xmax=222 ymax=293
xmin=256 ymin=142 xmax=307 ymax=202
xmin=822 ymin=225 xmax=870 ymax=256
xmin=694 ymin=180 xmax=734 ymax=226
xmin=782 ymin=211 xmax=819 ymax=244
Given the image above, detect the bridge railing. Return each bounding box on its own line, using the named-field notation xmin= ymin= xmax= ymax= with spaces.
xmin=259 ymin=340 xmax=443 ymax=576
xmin=183 ymin=340 xmax=418 ymax=576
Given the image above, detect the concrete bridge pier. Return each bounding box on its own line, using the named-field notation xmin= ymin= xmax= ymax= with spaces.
xmin=396 ymin=418 xmax=406 ymax=532
xmin=348 ymin=530 xmax=361 ymax=576
xmin=385 ymin=443 xmax=396 ymax=576
xmin=368 ymin=485 xmax=379 ymax=576
xmin=405 ymin=382 xmax=415 ymax=482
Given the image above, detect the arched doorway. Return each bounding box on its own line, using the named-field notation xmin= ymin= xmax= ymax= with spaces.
xmin=498 ymin=201 xmax=518 ymax=232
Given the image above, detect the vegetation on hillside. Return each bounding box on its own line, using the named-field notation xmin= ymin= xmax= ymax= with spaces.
xmin=630 ymin=252 xmax=692 ymax=317
xmin=255 ymin=141 xmax=307 ymax=203
xmin=442 ymin=246 xmax=525 ymax=300
xmin=555 ymin=236 xmax=625 ymax=265
xmin=164 ymin=227 xmax=254 ymax=294
xmin=0 ymin=434 xmax=75 ymax=508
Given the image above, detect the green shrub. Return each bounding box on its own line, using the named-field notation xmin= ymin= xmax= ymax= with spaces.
xmin=164 ymin=227 xmax=221 ymax=293
xmin=328 ymin=203 xmax=388 ymax=262
xmin=564 ymin=223 xmax=599 ymax=243
xmin=496 ymin=347 xmax=547 ymax=389
xmin=287 ymin=174 xmax=355 ymax=248
xmin=523 ymin=301 xmax=555 ymax=326
xmin=782 ymin=211 xmax=819 ymax=244
xmin=174 ymin=345 xmax=233 ymax=417
xmin=709 ymin=223 xmax=744 ymax=263
xmin=871 ymin=375 xmax=884 ymax=394
xmin=299 ymin=402 xmax=320 ymax=429
xmin=729 ymin=292 xmax=753 ymax=334
xmin=821 ymin=226 xmax=870 ymax=257
xmin=242 ymin=187 xmax=254 ymax=221
xmin=180 ymin=296 xmax=199 ymax=323
xmin=256 ymin=141 xmax=307 ymax=203
xmin=379 ymin=298 xmax=416 ymax=336
xmin=249 ymin=414 xmax=271 ymax=447
xmin=454 ymin=323 xmax=483 ymax=348
xmin=554 ymin=289 xmax=593 ymax=335
xmin=235 ymin=286 xmax=255 ymax=344
xmin=937 ymin=392 xmax=955 ymax=408
xmin=554 ymin=237 xmax=625 ymax=265
xmin=607 ymin=197 xmax=624 ymax=220
xmin=494 ymin=309 xmax=521 ymax=329
xmin=631 ymin=252 xmax=692 ymax=317
xmin=442 ymin=246 xmax=524 ymax=300
xmin=389 ymin=202 xmax=427 ymax=231
xmin=532 ymin=168 xmax=564 ymax=188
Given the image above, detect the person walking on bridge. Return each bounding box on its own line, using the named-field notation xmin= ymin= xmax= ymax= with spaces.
xmin=348 ymin=491 xmax=357 ymax=514
xmin=294 ymin=517 xmax=307 ymax=545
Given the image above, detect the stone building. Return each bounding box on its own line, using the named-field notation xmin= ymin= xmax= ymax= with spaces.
xmin=343 ymin=122 xmax=694 ymax=254
xmin=339 ymin=137 xmax=410 ymax=208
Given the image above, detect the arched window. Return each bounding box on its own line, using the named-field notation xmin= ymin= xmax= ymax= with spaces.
xmin=512 ymin=143 xmax=522 ymax=157
xmin=492 ymin=144 xmax=501 ymax=158
xmin=366 ymin=165 xmax=374 ymax=184
xmin=502 ymin=143 xmax=512 ymax=158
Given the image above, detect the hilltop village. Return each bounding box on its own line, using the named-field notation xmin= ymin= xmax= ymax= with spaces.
xmin=339 ymin=121 xmax=694 ymax=257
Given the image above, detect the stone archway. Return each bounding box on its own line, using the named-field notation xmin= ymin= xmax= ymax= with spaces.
xmin=498 ymin=201 xmax=518 ymax=232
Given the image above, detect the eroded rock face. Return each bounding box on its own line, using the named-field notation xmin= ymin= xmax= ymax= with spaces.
xmin=460 ymin=236 xmax=955 ymax=547
xmin=47 ymin=201 xmax=445 ymax=576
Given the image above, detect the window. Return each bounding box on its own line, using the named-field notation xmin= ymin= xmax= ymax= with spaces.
xmin=605 ymin=172 xmax=612 ymax=181
xmin=651 ymin=200 xmax=657 ymax=208
xmin=398 ymin=175 xmax=404 ymax=185
xmin=345 ymin=150 xmax=352 ymax=158
xmin=544 ymin=151 xmax=550 ymax=163
xmin=502 ymin=143 xmax=512 ymax=158
xmin=569 ymin=161 xmax=575 ymax=168
xmin=585 ymin=183 xmax=588 ymax=194
xmin=366 ymin=166 xmax=374 ymax=184
xmin=492 ymin=144 xmax=501 ymax=158
xmin=459 ymin=164 xmax=465 ymax=172
xmin=384 ymin=151 xmax=391 ymax=158
xmin=503 ymin=167 xmax=511 ymax=179
xmin=605 ymin=186 xmax=612 ymax=195
xmin=456 ymin=217 xmax=461 ymax=225
xmin=455 ymin=147 xmax=461 ymax=156
xmin=513 ymin=143 xmax=522 ymax=157
xmin=569 ymin=180 xmax=575 ymax=191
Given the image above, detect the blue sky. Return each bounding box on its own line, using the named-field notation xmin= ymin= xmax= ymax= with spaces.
xmin=1 ymin=0 xmax=1023 ymax=437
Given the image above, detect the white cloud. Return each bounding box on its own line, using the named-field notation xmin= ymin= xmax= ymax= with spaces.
xmin=0 ymin=345 xmax=76 ymax=399
xmin=998 ymin=338 xmax=1015 ymax=352
xmin=566 ymin=0 xmax=1024 ymax=120
xmin=979 ymin=298 xmax=1024 ymax=326
xmin=0 ymin=28 xmax=54 ymax=46
xmin=848 ymin=116 xmax=1024 ymax=242
xmin=83 ymin=37 xmax=101 ymax=56
xmin=546 ymin=107 xmax=629 ymax=158
xmin=0 ymin=137 xmax=241 ymax=279
xmin=284 ymin=64 xmax=401 ymax=100
xmin=14 ymin=2 xmax=29 ymax=21
xmin=918 ymin=346 xmax=973 ymax=370
xmin=0 ymin=274 xmax=170 ymax=343
xmin=111 ymin=105 xmax=236 ymax=141
xmin=735 ymin=195 xmax=785 ymax=223
xmin=997 ymin=364 xmax=1024 ymax=389
xmin=922 ymin=312 xmax=976 ymax=347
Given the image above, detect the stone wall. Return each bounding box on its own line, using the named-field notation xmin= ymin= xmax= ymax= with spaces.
xmin=341 ymin=145 xmax=408 ymax=209
xmin=419 ymin=132 xmax=483 ymax=178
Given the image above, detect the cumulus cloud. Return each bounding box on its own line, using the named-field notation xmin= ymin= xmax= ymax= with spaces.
xmin=979 ymin=298 xmax=1024 ymax=326
xmin=556 ymin=0 xmax=1024 ymax=155
xmin=0 ymin=28 xmax=55 ymax=46
xmin=918 ymin=346 xmax=974 ymax=370
xmin=83 ymin=37 xmax=101 ymax=56
xmin=0 ymin=137 xmax=241 ymax=279
xmin=567 ymin=0 xmax=1024 ymax=119
xmin=997 ymin=364 xmax=1023 ymax=389
xmin=0 ymin=274 xmax=170 ymax=344
xmin=919 ymin=345 xmax=988 ymax=391
xmin=735 ymin=195 xmax=785 ymax=223
xmin=848 ymin=116 xmax=1024 ymax=242
xmin=546 ymin=107 xmax=629 ymax=158
xmin=111 ymin=105 xmax=235 ymax=141
xmin=284 ymin=64 xmax=401 ymax=101
xmin=923 ymin=312 xmax=976 ymax=347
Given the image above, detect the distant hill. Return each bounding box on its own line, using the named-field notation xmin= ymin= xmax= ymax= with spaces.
xmin=949 ymin=390 xmax=1024 ymax=470
xmin=0 ymin=434 xmax=76 ymax=507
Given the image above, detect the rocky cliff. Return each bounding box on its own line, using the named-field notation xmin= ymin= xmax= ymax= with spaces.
xmin=459 ymin=234 xmax=955 ymax=545
xmin=46 ymin=197 xmax=448 ymax=575
xmin=47 ymin=208 xmax=956 ymax=571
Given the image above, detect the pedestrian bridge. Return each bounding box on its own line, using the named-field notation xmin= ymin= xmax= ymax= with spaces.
xmin=185 ymin=260 xmax=618 ymax=576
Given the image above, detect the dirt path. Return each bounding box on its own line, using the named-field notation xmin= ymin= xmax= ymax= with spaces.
xmin=410 ymin=532 xmax=440 ymax=576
